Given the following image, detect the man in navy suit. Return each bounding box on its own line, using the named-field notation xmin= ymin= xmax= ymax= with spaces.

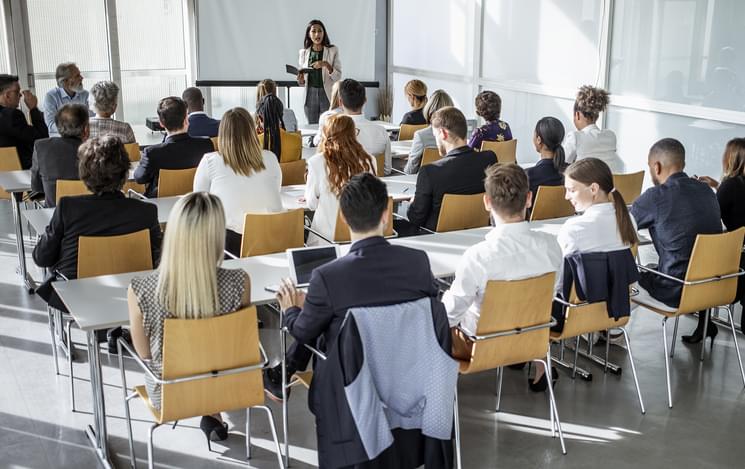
xmin=181 ymin=87 xmax=220 ymax=138
xmin=265 ymin=172 xmax=443 ymax=401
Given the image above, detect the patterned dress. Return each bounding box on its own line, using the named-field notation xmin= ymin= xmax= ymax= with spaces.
xmin=468 ymin=120 xmax=513 ymax=151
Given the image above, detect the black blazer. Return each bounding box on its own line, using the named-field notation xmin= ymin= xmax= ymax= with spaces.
xmin=133 ymin=132 xmax=213 ymax=197
xmin=30 ymin=136 xmax=82 ymax=207
xmin=187 ymin=113 xmax=220 ymax=138
xmin=407 ymin=145 xmax=497 ymax=231
xmin=400 ymin=108 xmax=426 ymax=126
xmin=526 ymin=158 xmax=563 ymax=200
xmin=0 ymin=106 xmax=48 ymax=169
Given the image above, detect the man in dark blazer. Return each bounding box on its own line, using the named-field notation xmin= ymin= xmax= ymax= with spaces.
xmin=133 ymin=96 xmax=214 ymax=197
xmin=0 ymin=74 xmax=48 ymax=169
xmin=406 ymin=106 xmax=497 ymax=232
xmin=182 ymin=87 xmax=220 ymax=138
xmin=31 ymin=103 xmax=89 ymax=207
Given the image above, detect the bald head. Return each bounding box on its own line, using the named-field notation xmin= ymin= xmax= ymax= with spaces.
xmin=648 ymin=138 xmax=685 ymax=185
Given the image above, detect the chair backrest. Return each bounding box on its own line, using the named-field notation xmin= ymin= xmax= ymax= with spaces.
xmin=435 ymin=193 xmax=490 ymax=232
xmin=460 ymin=272 xmax=555 ymax=374
xmin=529 ymin=185 xmax=574 ymax=221
xmin=258 ymin=130 xmax=302 ymax=163
xmin=157 ymin=167 xmax=197 ymax=197
xmin=612 ymin=171 xmax=644 ymax=204
xmin=77 ymin=228 xmax=153 ymax=278
xmin=480 ymin=139 xmax=517 ymax=163
xmin=334 ymin=197 xmax=394 ymax=243
xmin=56 ymin=179 xmax=88 ymax=203
xmin=398 ymin=123 xmax=427 ymax=141
xmin=124 ymin=143 xmax=141 ymax=162
xmin=241 ymin=209 xmax=305 ymax=257
xmin=122 ymin=180 xmax=146 ymax=196
xmin=421 ymin=147 xmax=441 ymax=167
xmin=159 ymin=306 xmax=264 ymax=422
xmin=210 ymin=136 xmax=218 ymax=151
xmin=555 ymin=285 xmax=630 ymax=340
xmin=677 ymin=227 xmax=745 ymax=314
xmin=374 ymin=153 xmax=385 ymax=177
xmin=280 ymin=159 xmax=307 ymax=186
xmin=0 ymin=147 xmax=22 ymax=199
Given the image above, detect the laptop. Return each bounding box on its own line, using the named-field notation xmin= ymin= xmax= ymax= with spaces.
xmin=286 ymin=245 xmax=341 ymax=287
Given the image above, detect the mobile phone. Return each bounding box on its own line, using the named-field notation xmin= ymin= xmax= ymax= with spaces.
xmin=264 ymin=284 xmax=280 ymax=293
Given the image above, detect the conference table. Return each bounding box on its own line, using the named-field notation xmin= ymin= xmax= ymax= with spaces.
xmin=0 ymin=170 xmax=36 ymax=291
xmin=298 ymin=121 xmax=400 ymax=138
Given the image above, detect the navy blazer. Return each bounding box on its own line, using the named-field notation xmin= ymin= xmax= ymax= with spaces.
xmin=0 ymin=106 xmax=48 ymax=169
xmin=525 ymin=158 xmax=563 ymax=200
xmin=187 ymin=113 xmax=220 ymax=138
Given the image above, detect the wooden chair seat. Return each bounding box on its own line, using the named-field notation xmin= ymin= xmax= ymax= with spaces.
xmin=398 ymin=123 xmax=427 ymax=141
xmin=530 ymin=185 xmax=574 ymax=221
xmin=612 ymin=171 xmax=644 ymax=204
xmin=241 ymin=209 xmax=305 ymax=257
xmin=435 ymin=193 xmax=490 ymax=233
xmin=421 ymin=147 xmax=441 ymax=167
xmin=374 ymin=153 xmax=385 ymax=177
xmin=280 ymin=160 xmax=306 ymax=186
xmin=0 ymin=147 xmax=21 ymax=200
xmin=124 ymin=142 xmax=141 ymax=162
xmin=133 ymin=385 xmax=161 ymax=421
xmin=480 ymin=139 xmax=517 ymax=163
xmin=158 ymin=167 xmax=197 ymax=197
xmin=258 ymin=130 xmax=302 ymax=163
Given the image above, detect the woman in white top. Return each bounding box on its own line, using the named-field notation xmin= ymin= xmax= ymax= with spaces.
xmin=563 ymin=86 xmax=624 ymax=173
xmin=193 ymin=107 xmax=282 ymax=256
xmin=298 ymin=19 xmax=342 ymax=124
xmin=305 ymin=114 xmax=376 ymax=245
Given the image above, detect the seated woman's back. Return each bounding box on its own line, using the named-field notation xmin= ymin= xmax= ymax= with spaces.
xmin=468 ymin=90 xmax=512 ymax=150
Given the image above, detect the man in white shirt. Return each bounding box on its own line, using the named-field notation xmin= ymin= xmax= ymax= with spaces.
xmin=338 ymin=79 xmax=392 ymax=175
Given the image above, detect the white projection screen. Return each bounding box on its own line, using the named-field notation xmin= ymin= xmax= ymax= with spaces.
xmin=196 ymin=0 xmax=377 ymax=82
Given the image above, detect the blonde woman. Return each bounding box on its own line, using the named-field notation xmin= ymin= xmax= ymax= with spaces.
xmin=256 ymin=78 xmax=297 ymax=132
xmin=128 ymin=192 xmax=251 ymax=445
xmin=193 ymin=107 xmax=282 ymax=256
xmin=312 ymin=80 xmax=342 ymax=146
xmin=400 ymin=79 xmax=428 ymax=125
xmin=404 ymin=89 xmax=453 ymax=174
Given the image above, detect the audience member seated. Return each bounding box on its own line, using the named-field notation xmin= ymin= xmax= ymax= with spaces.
xmin=444 ymin=163 xmax=562 ymax=392
xmin=399 ymin=79 xmax=428 ymax=126
xmin=405 ymin=106 xmax=497 ymax=232
xmin=182 ymin=87 xmax=221 ymax=138
xmin=468 ymin=90 xmax=512 ymax=150
xmin=404 ymin=89 xmax=453 ymax=175
xmin=631 ymin=138 xmax=722 ymax=342
xmin=193 ymin=107 xmax=282 ymax=257
xmin=256 ymin=93 xmax=289 ymax=160
xmin=338 ymin=78 xmax=392 ymax=175
xmin=0 ymin=74 xmax=47 ymax=169
xmin=563 ymin=85 xmax=623 ymax=173
xmin=128 ymin=192 xmax=250 ymax=444
xmin=134 ymin=96 xmax=214 ymax=198
xmin=89 ymin=81 xmax=135 ymax=143
xmin=312 ymin=80 xmax=342 ymax=146
xmin=305 ymin=114 xmax=376 ymax=245
xmin=42 ymin=62 xmax=93 ymax=135
xmin=31 ymin=104 xmax=89 ymax=207
xmin=526 ymin=116 xmax=567 ymax=200
xmin=256 ymin=79 xmax=297 ymax=132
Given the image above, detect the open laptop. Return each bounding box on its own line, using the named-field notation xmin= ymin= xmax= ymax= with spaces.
xmin=264 ymin=245 xmax=341 ymax=294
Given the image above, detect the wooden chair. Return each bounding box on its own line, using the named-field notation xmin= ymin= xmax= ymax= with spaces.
xmin=374 ymin=153 xmax=385 ymax=177
xmin=333 ymin=197 xmax=394 ymax=243
xmin=56 ymin=180 xmax=147 ymax=203
xmin=280 ymin=160 xmax=306 ymax=186
xmin=612 ymin=171 xmax=644 ymax=204
xmin=259 ymin=130 xmax=302 ymax=163
xmin=421 ymin=147 xmax=441 ymax=167
xmin=453 ymin=273 xmax=566 ymax=455
xmin=157 ymin=168 xmax=197 ymax=197
xmin=632 ymin=227 xmax=745 ymax=408
xmin=240 ymin=209 xmax=305 ymax=257
xmin=0 ymin=147 xmax=21 ymax=200
xmin=118 ymin=306 xmax=284 ymax=468
xmin=529 ymin=185 xmax=574 ymax=221
xmin=124 ymin=142 xmax=141 ymax=162
xmin=210 ymin=136 xmax=219 ymax=151
xmin=480 ymin=139 xmax=517 ymax=163
xmin=398 ymin=123 xmax=427 ymax=141
xmin=435 ymin=193 xmax=490 ymax=233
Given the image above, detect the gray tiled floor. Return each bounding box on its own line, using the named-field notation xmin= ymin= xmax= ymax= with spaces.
xmin=1 ymin=198 xmax=744 ymax=468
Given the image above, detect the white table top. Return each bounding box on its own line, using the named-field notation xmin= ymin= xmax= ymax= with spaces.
xmin=0 ymin=170 xmax=31 ymax=193
xmin=299 ymin=120 xmax=400 ymax=135
xmin=132 ymin=124 xmax=167 ymax=147
xmin=391 ymin=140 xmax=412 ymax=158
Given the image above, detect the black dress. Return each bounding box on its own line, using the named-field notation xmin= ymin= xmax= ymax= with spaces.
xmin=400 ymin=108 xmax=426 ymax=126
xmin=717 ymin=175 xmax=745 ymax=315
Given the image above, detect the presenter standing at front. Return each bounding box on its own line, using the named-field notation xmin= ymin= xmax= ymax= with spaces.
xmin=298 ymin=19 xmax=341 ymax=124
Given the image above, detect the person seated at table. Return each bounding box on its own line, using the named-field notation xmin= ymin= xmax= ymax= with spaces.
xmin=0 ymin=74 xmax=48 ymax=169
xmin=193 ymin=107 xmax=282 ymax=257
xmin=526 ymin=116 xmax=567 ymax=201
xmin=467 ymin=90 xmax=512 ymax=151
xmin=182 ymin=86 xmax=221 ymax=138
xmin=30 ymin=103 xmax=89 ymax=207
xmin=264 ymin=172 xmax=443 ymax=403
xmin=133 ymin=96 xmax=214 ymax=198
xmin=256 ymin=79 xmax=297 ymax=132
xmin=631 ymin=138 xmax=722 ymax=344
xmin=399 ymin=79 xmax=428 ymax=126
xmin=42 ymin=62 xmax=94 ymax=135
xmin=256 ymin=93 xmax=289 ymax=161
xmin=405 ymin=106 xmax=497 ymax=233
xmin=305 ymin=114 xmax=376 ymax=245
xmin=128 ymin=192 xmax=250 ymax=444
xmin=404 ymin=89 xmax=453 ymax=175
xmin=444 ymin=163 xmax=562 ymax=391
xmin=312 ymin=80 xmax=342 ymax=146
xmin=89 ymin=81 xmax=135 ymax=143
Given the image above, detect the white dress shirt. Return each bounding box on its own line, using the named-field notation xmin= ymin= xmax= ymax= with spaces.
xmin=193 ymin=150 xmax=283 ymax=233
xmin=563 ymin=124 xmax=624 ymax=173
xmin=442 ymin=221 xmax=563 ymax=333
xmin=349 ymin=114 xmax=392 ymax=175
xmin=556 ymin=202 xmax=636 ymax=256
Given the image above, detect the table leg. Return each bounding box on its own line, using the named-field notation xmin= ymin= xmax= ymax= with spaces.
xmin=280 ymin=308 xmax=290 ymax=467
xmin=10 ymin=191 xmax=35 ymax=292
xmin=85 ymin=330 xmax=114 ymax=468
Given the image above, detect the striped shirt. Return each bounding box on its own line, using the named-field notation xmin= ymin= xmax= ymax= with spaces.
xmin=89 ymin=117 xmax=136 ymax=143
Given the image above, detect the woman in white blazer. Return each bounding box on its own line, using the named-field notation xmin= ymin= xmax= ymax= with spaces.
xmin=298 ymin=19 xmax=342 ymax=124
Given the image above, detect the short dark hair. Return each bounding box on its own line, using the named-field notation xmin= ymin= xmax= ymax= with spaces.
xmin=339 ymin=173 xmax=388 ymax=232
xmin=475 ymin=91 xmax=502 ymax=122
xmin=55 ymin=103 xmax=89 ymax=138
xmin=0 ymin=74 xmax=19 ymax=94
xmin=157 ymin=96 xmax=188 ymax=131
xmin=181 ymin=87 xmax=204 ymax=113
xmin=649 ymin=137 xmax=685 ymax=168
xmin=78 ymin=136 xmax=129 ymax=194
xmin=484 ymin=163 xmax=529 ymax=217
xmin=339 ymin=79 xmax=366 ymax=112
xmin=431 ymin=106 xmax=467 ymax=140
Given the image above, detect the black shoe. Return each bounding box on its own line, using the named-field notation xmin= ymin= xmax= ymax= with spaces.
xmin=200 ymin=415 xmax=228 ymax=451
xmin=528 ymin=366 xmax=559 ymax=392
xmin=107 ymin=327 xmax=131 ymax=354
xmin=682 ymin=322 xmax=718 ymax=345
xmin=263 ymin=366 xmax=289 ymax=403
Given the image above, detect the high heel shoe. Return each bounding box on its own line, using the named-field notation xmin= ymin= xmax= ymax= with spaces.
xmin=682 ymin=322 xmax=718 ymax=345
xmin=528 ymin=366 xmax=559 ymax=392
xmin=200 ymin=415 xmax=228 ymax=451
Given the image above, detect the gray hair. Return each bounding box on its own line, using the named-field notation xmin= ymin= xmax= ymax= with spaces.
xmin=423 ymin=89 xmax=454 ymax=123
xmin=55 ymin=62 xmax=78 ymax=88
xmin=91 ymin=81 xmax=119 ymax=115
xmin=55 ymin=103 xmax=89 ymax=138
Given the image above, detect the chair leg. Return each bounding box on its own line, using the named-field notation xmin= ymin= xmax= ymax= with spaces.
xmin=620 ymin=327 xmax=645 ymax=414
xmin=147 ymin=423 xmax=160 ymax=469
xmin=495 ymin=367 xmax=503 ymax=412
xmin=543 ymin=354 xmax=566 ymax=455
xmin=48 ymin=307 xmax=60 ymax=375
xmin=572 ymin=336 xmax=580 ymax=379
xmin=662 ymin=317 xmax=673 ymax=408
xmin=255 ymin=405 xmax=286 ymax=469
xmin=701 ymin=309 xmax=711 ymax=362
xmin=117 ymin=340 xmax=137 ymax=468
xmin=66 ymin=319 xmax=75 ymax=412
xmin=246 ymin=408 xmax=252 ymax=460
xmin=725 ymin=306 xmax=745 ymax=387
xmin=604 ymin=330 xmax=611 ymax=374
xmin=453 ymin=388 xmax=462 ymax=469
xmin=670 ymin=316 xmax=679 ymax=358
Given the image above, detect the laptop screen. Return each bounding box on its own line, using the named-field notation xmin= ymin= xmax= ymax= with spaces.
xmin=290 ymin=246 xmax=339 ymax=285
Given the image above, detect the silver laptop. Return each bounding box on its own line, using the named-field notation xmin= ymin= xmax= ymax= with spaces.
xmin=286 ymin=245 xmax=341 ymax=287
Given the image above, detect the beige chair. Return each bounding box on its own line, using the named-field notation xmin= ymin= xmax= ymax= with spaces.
xmin=240 ymin=209 xmax=305 ymax=257
xmin=480 ymin=139 xmax=517 ymax=163
xmin=56 ymin=179 xmax=147 ymax=203
xmin=0 ymin=147 xmax=21 ymax=200
xmin=124 ymin=142 xmax=141 ymax=162
xmin=333 ymin=197 xmax=395 ymax=243
xmin=530 ymin=185 xmax=574 ymax=221
xmin=280 ymin=159 xmax=307 ymax=186
xmin=632 ymin=227 xmax=745 ymax=408
xmin=612 ymin=171 xmax=644 ymax=204
xmin=374 ymin=153 xmax=385 ymax=177
xmin=118 ymin=306 xmax=284 ymax=468
xmin=157 ymin=167 xmax=197 ymax=197
xmin=421 ymin=147 xmax=441 ymax=167
xmin=435 ymin=193 xmax=490 ymax=233
xmin=453 ymin=273 xmax=566 ymax=456
xmin=259 ymin=130 xmax=302 ymax=163
xmin=398 ymin=123 xmax=427 ymax=141
xmin=210 ymin=136 xmax=219 ymax=151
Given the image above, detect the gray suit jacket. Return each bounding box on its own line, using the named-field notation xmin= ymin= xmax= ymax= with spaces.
xmin=30 ymin=136 xmax=83 ymax=207
xmin=404 ymin=125 xmax=436 ymax=174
